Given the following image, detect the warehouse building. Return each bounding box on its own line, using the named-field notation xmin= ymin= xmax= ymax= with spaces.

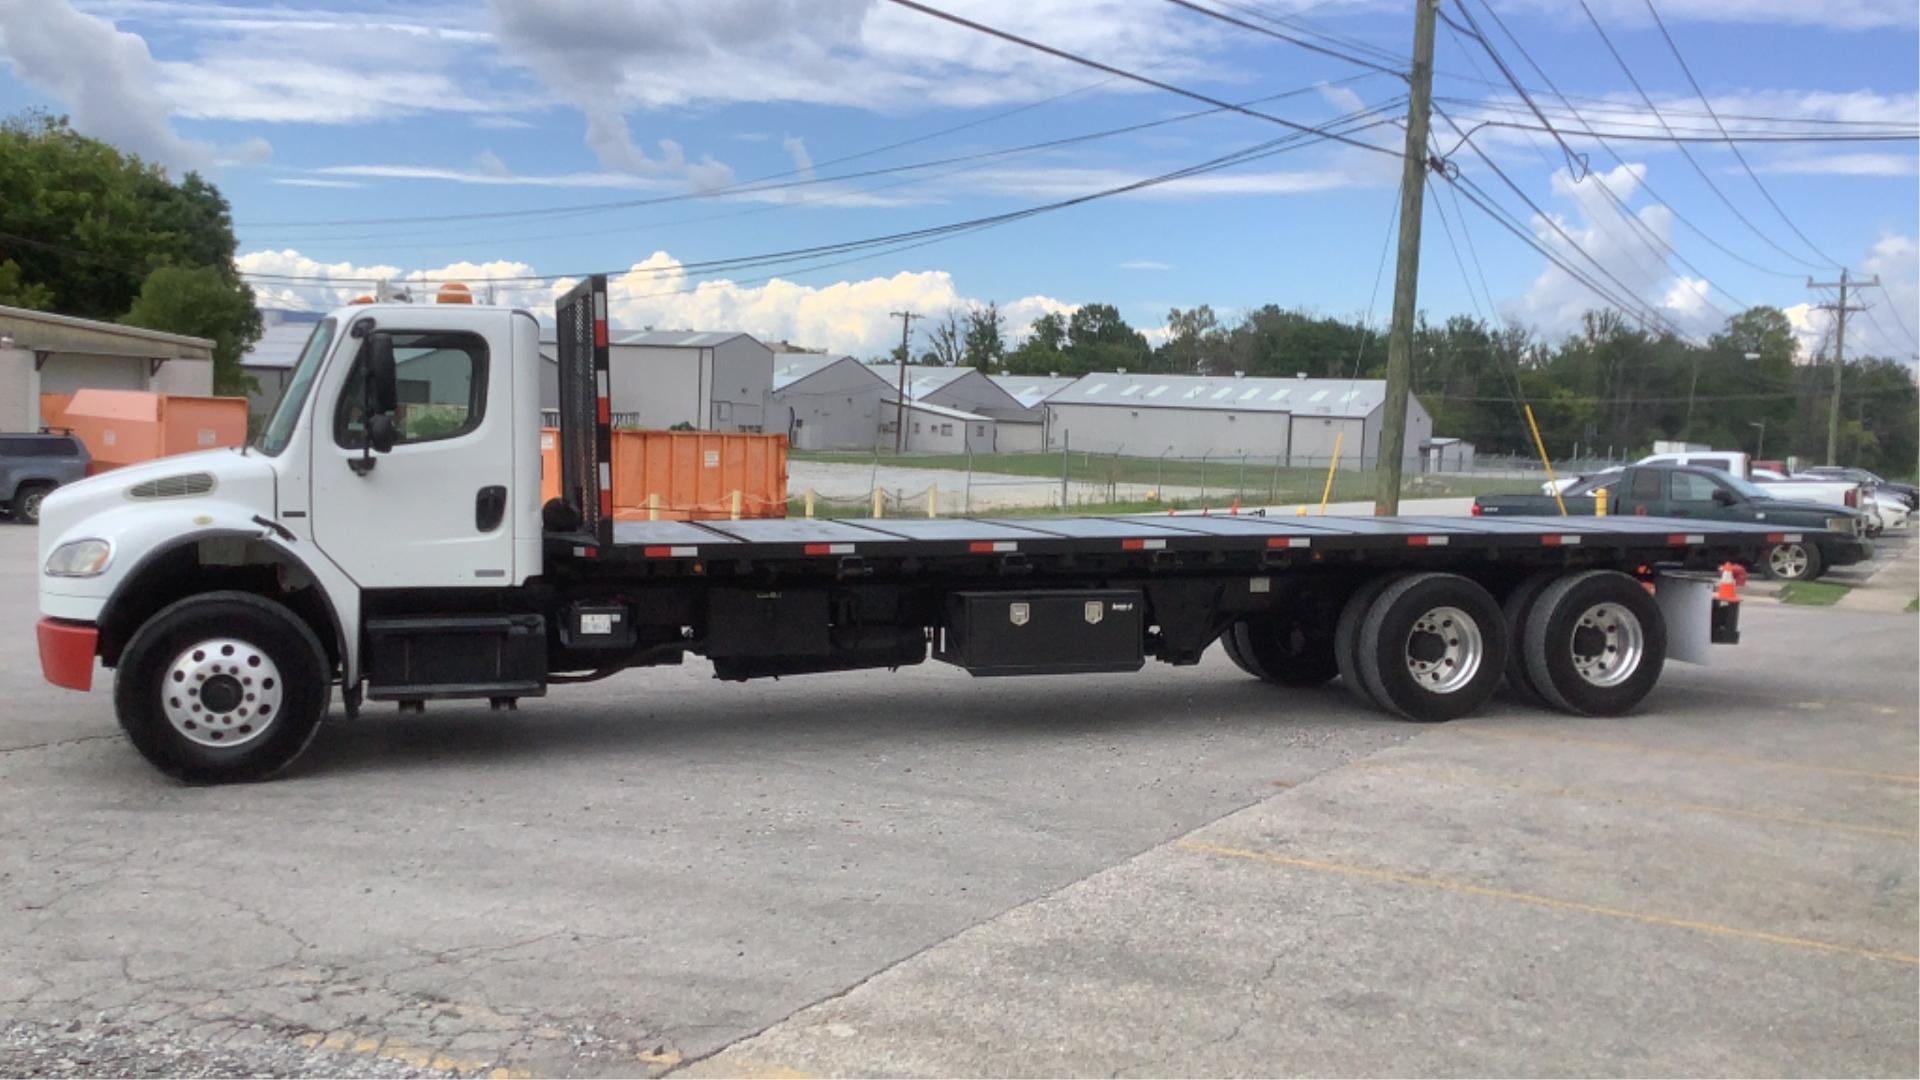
xmin=540 ymin=328 xmax=773 ymax=432
xmin=882 ymin=398 xmax=996 ymax=454
xmin=1040 ymin=372 xmax=1431 ymax=468
xmin=988 ymin=374 xmax=1075 ymax=452
xmin=0 ymin=305 xmax=215 ymax=433
xmin=238 ymin=309 xmax=326 ymax=422
xmin=770 ymin=354 xmax=892 ymax=451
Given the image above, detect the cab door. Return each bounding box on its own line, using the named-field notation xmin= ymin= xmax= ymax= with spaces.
xmin=309 ymin=309 xmax=517 ymax=589
xmin=1667 ymin=469 xmax=1731 ymax=519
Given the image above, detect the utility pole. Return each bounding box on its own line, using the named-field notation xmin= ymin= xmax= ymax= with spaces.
xmin=1373 ymin=0 xmax=1438 ymax=516
xmin=1809 ymin=270 xmax=1874 ymax=465
xmin=890 ymin=310 xmax=919 ymax=453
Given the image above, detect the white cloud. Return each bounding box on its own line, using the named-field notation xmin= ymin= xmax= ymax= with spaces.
xmin=1316 ymin=80 xmax=1366 ymax=115
xmin=1509 ymin=161 xmax=1726 ymax=340
xmin=269 ymin=178 xmax=366 ymax=189
xmin=1754 ymin=152 xmax=1918 ymax=177
xmin=1119 ymin=260 xmax=1174 ymax=271
xmin=235 ymin=246 xmax=1077 ymax=357
xmin=1508 ymin=0 xmax=1915 ymax=29
xmin=782 ymin=136 xmax=814 ymax=178
xmin=0 ymin=0 xmax=212 ymax=173
xmin=964 ymin=157 xmax=1396 ymax=200
xmin=312 ymin=164 xmax=675 ymax=189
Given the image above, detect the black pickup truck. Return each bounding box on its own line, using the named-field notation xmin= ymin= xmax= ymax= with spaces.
xmin=1475 ymin=464 xmax=1870 ymax=582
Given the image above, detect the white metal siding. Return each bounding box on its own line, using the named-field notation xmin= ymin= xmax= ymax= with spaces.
xmin=1046 ymin=403 xmax=1291 ymax=458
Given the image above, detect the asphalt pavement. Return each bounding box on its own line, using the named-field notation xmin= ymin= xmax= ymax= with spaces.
xmin=0 ymin=521 xmax=1913 ymax=1077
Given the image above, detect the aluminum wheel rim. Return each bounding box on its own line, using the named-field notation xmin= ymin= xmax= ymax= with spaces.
xmin=162 ymin=638 xmax=282 ymax=748
xmin=1768 ymin=543 xmax=1809 ymax=578
xmin=1569 ymin=603 xmax=1643 ymax=688
xmin=21 ymin=490 xmax=43 ymax=521
xmin=1403 ymin=605 xmax=1483 ymax=694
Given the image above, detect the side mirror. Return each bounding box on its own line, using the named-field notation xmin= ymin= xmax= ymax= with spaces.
xmin=367 ymin=332 xmax=398 ymax=417
xmin=366 ymin=412 xmax=397 ymax=454
xmin=1711 ymin=488 xmax=1737 ymax=506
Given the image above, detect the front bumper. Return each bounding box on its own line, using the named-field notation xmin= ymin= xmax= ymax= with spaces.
xmin=37 ymin=618 xmax=98 ymax=691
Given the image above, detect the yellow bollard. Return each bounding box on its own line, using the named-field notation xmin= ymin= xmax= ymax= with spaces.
xmin=1295 ymin=505 xmax=1308 ymax=516
xmin=1593 ymin=488 xmax=1607 ymax=516
xmin=1318 ymin=431 xmax=1344 ymax=515
xmin=1524 ymin=404 xmax=1567 ymax=516
xmin=647 ymin=493 xmax=660 ymax=522
xmin=730 ymin=489 xmax=742 ymax=520
xmin=804 ymin=488 xmax=816 ymax=519
xmin=872 ymin=489 xmax=884 ymax=518
xmin=928 ymin=484 xmax=939 ymax=518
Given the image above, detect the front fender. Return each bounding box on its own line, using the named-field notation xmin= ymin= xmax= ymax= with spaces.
xmin=39 ymin=500 xmax=363 ymax=684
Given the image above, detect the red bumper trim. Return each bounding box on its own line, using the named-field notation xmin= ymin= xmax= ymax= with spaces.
xmin=37 ymin=617 xmax=97 ymax=692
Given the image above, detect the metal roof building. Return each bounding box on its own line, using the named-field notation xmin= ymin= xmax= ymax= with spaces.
xmin=770 ymin=355 xmax=892 ymax=450
xmin=539 ymin=326 xmax=774 ymax=432
xmin=0 ymin=304 xmax=216 ymax=433
xmin=1041 ymin=372 xmax=1432 ymax=468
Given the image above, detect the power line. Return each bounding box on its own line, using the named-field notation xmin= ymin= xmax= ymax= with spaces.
xmin=1439 ymin=9 xmax=1746 ymax=319
xmin=879 ymin=0 xmax=1406 ymax=161
xmin=1869 ymin=279 xmax=1920 ymax=351
xmin=1575 ymin=0 xmax=1828 ymax=274
xmin=1641 ymin=0 xmax=1842 ymax=270
xmin=1159 ymin=0 xmax=1407 ymax=76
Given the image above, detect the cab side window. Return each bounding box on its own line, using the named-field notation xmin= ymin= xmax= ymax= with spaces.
xmin=335 ymin=332 xmax=489 ymax=448
xmin=1628 ymin=470 xmax=1664 ymax=501
xmin=1671 ymin=471 xmax=1721 ymax=502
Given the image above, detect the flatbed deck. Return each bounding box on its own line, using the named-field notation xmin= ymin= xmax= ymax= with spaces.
xmin=594 ymin=513 xmax=1787 ymax=563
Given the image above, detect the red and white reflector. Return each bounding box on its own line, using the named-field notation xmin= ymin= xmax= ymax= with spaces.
xmin=642 ymin=546 xmax=698 ymax=558
xmin=968 ymin=541 xmax=1018 ymax=553
xmin=1407 ymin=535 xmax=1449 ymax=547
xmin=593 ymin=291 xmax=609 ymax=347
xmin=803 ymin=542 xmax=855 ymax=556
xmin=1541 ymin=534 xmax=1582 ymax=546
xmin=1265 ymin=536 xmax=1311 ymax=549
xmin=1121 ymin=538 xmax=1167 ymax=551
xmin=1667 ymin=533 xmax=1706 ymax=545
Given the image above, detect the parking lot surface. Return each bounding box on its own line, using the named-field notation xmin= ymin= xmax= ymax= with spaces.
xmin=0 ymin=522 xmax=1914 ymax=1077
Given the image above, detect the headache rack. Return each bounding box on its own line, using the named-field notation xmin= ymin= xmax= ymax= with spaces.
xmin=551 ymin=274 xmax=614 ymax=551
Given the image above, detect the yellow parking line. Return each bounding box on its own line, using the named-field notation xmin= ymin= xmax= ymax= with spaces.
xmin=1451 ymin=726 xmax=1920 ymax=785
xmin=1356 ymin=761 xmax=1916 ymax=839
xmin=1175 ymin=840 xmax=1919 ymax=967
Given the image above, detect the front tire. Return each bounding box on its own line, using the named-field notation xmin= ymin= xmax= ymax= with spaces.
xmin=114 ymin=592 xmax=330 ymax=783
xmin=1762 ymin=540 xmax=1822 ymax=581
xmin=1354 ymin=573 xmax=1508 ymax=722
xmin=1521 ymin=570 xmax=1666 ymax=716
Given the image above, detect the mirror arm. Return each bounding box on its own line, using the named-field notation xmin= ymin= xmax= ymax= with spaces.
xmin=351 ymin=340 xmax=378 ymax=476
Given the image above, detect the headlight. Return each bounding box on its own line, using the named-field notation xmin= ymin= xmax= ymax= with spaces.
xmin=45 ymin=539 xmax=113 ymax=577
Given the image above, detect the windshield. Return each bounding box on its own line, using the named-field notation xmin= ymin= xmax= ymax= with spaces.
xmin=256 ymin=318 xmax=337 ymax=457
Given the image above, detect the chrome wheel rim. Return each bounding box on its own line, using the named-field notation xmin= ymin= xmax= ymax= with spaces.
xmin=162 ymin=638 xmax=282 ymax=748
xmin=1768 ymin=543 xmax=1809 ymax=578
xmin=1403 ymin=605 xmax=1483 ymax=694
xmin=21 ymin=490 xmax=43 ymax=521
xmin=1569 ymin=603 xmax=1644 ymax=688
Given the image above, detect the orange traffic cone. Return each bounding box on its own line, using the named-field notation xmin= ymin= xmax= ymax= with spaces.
xmin=1715 ymin=562 xmax=1741 ymax=603
xmin=1230 ymin=497 xmax=1240 ymax=515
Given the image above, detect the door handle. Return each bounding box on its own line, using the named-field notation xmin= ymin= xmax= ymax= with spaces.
xmin=476 ymin=485 xmax=506 ymax=532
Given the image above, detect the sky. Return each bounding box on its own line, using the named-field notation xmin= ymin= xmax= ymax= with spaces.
xmin=0 ymin=0 xmax=1915 ymax=363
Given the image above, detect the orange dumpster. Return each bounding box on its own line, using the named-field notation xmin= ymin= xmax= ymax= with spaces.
xmin=38 ymin=393 xmax=73 ymax=431
xmin=540 ymin=428 xmax=787 ymax=520
xmin=60 ymin=389 xmax=249 ymax=473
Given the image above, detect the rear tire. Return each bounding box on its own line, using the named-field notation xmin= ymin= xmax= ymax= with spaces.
xmin=114 ymin=592 xmax=331 ymax=783
xmin=1522 ymin=570 xmax=1666 ymax=717
xmin=1229 ymin=614 xmax=1340 ymax=688
xmin=1218 ymin=624 xmax=1260 ymax=677
xmin=13 ymin=481 xmax=52 ymax=525
xmin=1500 ymin=572 xmax=1561 ymax=706
xmin=1355 ymin=573 xmax=1508 ymax=722
xmin=1334 ymin=575 xmax=1400 ymax=706
xmin=1762 ymin=540 xmax=1822 ymax=582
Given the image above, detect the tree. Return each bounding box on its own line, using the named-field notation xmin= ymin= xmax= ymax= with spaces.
xmin=1164 ymin=304 xmax=1224 ymax=373
xmin=1003 ymin=312 xmax=1068 ymax=375
xmin=123 ymin=265 xmax=262 ymax=395
xmin=0 ymin=110 xmax=259 ymax=384
xmin=926 ymin=308 xmax=965 ymax=366
xmin=962 ymin=302 xmax=1006 ymax=369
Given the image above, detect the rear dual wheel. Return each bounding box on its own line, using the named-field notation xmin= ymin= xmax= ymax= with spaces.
xmin=1220 ymin=614 xmax=1340 ymax=687
xmin=1519 ymin=570 xmax=1666 ymax=716
xmin=1347 ymin=573 xmax=1508 ymax=722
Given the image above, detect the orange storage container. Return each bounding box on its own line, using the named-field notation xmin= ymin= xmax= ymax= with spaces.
xmin=540 ymin=428 xmax=787 ymax=521
xmin=61 ymin=390 xmax=249 ymax=473
xmin=39 ymin=393 xmax=73 ymax=431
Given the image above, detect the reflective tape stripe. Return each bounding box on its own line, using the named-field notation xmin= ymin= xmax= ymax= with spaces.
xmin=803 ymin=543 xmax=855 ymax=555
xmin=968 ymin=541 xmax=1017 ymax=553
xmin=1668 ymin=533 xmax=1706 ymax=545
xmin=1121 ymin=538 xmax=1166 ymax=551
xmin=1407 ymin=535 xmax=1449 ymax=546
xmin=643 ymin=546 xmax=698 ymax=558
xmin=1541 ymin=534 xmax=1581 ymax=546
xmin=598 ymin=462 xmax=611 ymax=486
xmin=1265 ymin=536 xmax=1311 ymax=549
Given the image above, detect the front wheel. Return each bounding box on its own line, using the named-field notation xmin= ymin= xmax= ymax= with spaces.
xmin=1762 ymin=540 xmax=1823 ymax=581
xmin=114 ymin=592 xmax=331 ymax=783
xmin=13 ymin=482 xmax=52 ymax=525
